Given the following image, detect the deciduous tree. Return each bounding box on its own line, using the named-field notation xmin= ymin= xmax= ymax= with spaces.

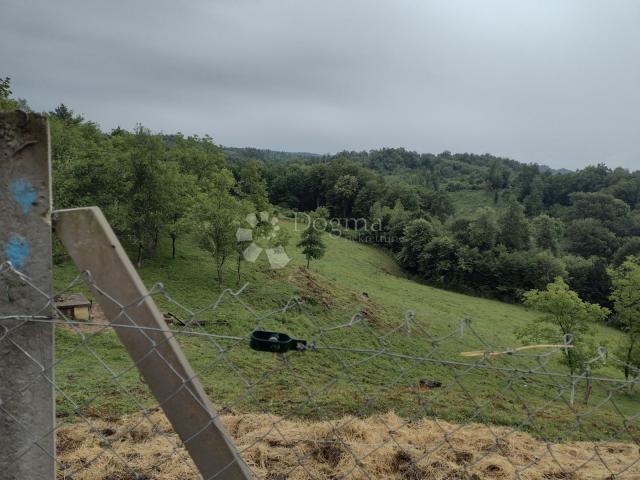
xmin=468 ymin=207 xmax=499 ymax=251
xmin=498 ymin=197 xmax=531 ymax=251
xmin=237 ymin=160 xmax=269 ymax=211
xmin=519 ymin=277 xmax=609 ymax=404
xmin=532 ymin=214 xmax=564 ymax=254
xmin=192 ymin=170 xmax=240 ymax=285
xmin=566 ymin=219 xmax=618 ymax=259
xmin=608 ymin=257 xmax=640 ymax=388
xmin=127 ymin=126 xmax=167 ymax=267
xmin=397 ymin=218 xmax=440 ymax=271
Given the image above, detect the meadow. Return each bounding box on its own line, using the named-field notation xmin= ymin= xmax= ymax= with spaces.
xmin=53 ymin=219 xmax=637 ymax=442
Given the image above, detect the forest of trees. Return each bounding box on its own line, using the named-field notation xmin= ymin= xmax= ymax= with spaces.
xmin=251 ymin=147 xmax=640 ymax=376
xmin=241 ymin=148 xmax=640 ymax=313
xmin=1 ymin=78 xmax=277 ymax=284
xmin=5 ymin=75 xmax=640 ymax=378
xmin=3 ymin=76 xmax=640 ymax=318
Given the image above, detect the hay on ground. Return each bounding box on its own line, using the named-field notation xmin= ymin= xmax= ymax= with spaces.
xmin=57 ymin=410 xmax=640 ymax=479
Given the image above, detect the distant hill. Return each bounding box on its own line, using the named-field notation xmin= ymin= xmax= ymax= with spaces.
xmin=223 ymin=147 xmax=321 ymax=164
xmin=226 ymin=145 xmax=575 ymax=178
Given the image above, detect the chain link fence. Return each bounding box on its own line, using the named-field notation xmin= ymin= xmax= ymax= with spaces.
xmin=2 ymin=259 xmax=640 ymax=479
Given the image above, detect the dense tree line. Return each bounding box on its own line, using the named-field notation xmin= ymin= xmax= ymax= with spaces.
xmin=3 ymin=77 xmax=640 ymax=311
xmin=250 ymin=148 xmax=640 ymax=309
xmin=1 ymin=80 xmax=276 ymax=284
xmin=50 ymin=108 xmax=230 ymax=267
xmin=233 ymin=146 xmax=640 ymax=380
xmin=5 ymin=77 xmax=640 ymax=382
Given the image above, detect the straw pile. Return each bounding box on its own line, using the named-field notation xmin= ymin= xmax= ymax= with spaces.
xmin=57 ymin=409 xmax=640 ymax=479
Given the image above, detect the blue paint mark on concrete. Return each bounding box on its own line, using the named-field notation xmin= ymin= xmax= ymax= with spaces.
xmin=5 ymin=235 xmax=30 ymax=270
xmin=9 ymin=179 xmax=37 ymax=216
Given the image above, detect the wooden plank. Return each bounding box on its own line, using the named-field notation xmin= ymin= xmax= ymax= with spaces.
xmin=54 ymin=207 xmax=253 ymax=480
xmin=0 ymin=112 xmax=55 ymax=479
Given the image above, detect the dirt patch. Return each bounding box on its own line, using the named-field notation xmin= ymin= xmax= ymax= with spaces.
xmin=310 ymin=436 xmax=345 ymax=468
xmin=57 ymin=410 xmax=640 ymax=479
xmin=390 ymin=449 xmax=428 ymax=479
xmin=288 ymin=267 xmax=334 ymax=308
xmin=287 ymin=268 xmax=383 ymax=324
xmin=354 ymin=291 xmax=382 ymax=325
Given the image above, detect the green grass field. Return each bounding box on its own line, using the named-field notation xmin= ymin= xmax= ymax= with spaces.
xmin=448 ymin=189 xmax=506 ymax=214
xmin=52 ymin=219 xmax=637 ymax=442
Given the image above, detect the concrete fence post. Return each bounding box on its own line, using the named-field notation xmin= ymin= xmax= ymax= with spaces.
xmin=0 ymin=112 xmax=55 ymax=479
xmin=55 ymin=207 xmax=253 ymax=479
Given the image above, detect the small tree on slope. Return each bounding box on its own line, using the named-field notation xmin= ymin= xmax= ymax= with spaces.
xmin=518 ymin=277 xmax=609 ymax=405
xmin=297 ymin=214 xmax=326 ymax=269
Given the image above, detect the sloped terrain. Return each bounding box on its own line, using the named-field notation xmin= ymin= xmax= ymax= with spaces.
xmin=52 ymin=218 xmax=639 ymax=480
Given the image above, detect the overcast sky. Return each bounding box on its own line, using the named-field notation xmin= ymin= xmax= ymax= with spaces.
xmin=1 ymin=0 xmax=639 ymax=170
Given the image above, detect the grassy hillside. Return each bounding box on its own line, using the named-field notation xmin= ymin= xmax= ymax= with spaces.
xmin=449 ymin=189 xmax=507 ymax=214
xmin=53 ymin=219 xmax=635 ymax=441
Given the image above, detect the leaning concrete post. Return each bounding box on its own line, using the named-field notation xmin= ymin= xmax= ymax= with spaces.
xmin=55 ymin=207 xmax=252 ymax=479
xmin=0 ymin=112 xmax=55 ymax=479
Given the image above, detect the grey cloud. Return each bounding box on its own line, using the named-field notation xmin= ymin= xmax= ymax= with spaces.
xmin=1 ymin=0 xmax=639 ymax=169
